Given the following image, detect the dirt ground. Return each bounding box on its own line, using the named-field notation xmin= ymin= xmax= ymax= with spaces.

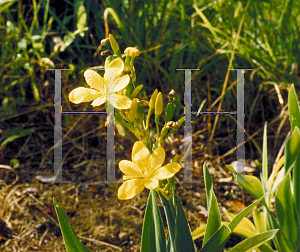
xmin=0 ymin=165 xmax=253 ymax=251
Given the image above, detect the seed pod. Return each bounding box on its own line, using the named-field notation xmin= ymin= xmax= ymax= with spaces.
xmin=165 ymin=102 xmax=175 ymax=123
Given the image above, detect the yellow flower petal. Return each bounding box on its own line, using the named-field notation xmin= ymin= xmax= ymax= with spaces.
xmin=132 ymin=141 xmax=150 ymax=164
xmin=107 ymin=93 xmax=132 ymax=109
xmin=144 ymin=178 xmax=159 ymax=190
xmin=113 ymin=75 xmax=130 ymax=92
xmin=118 ymin=179 xmax=146 ymax=200
xmin=69 ymin=87 xmax=101 ymax=104
xmin=105 ymin=68 xmax=115 ymax=92
xmin=104 ymin=58 xmax=124 ymax=80
xmin=84 ymin=70 xmax=106 ymax=93
xmin=91 ymin=95 xmax=106 ymax=107
xmin=153 ymin=162 xmax=181 ymax=180
xmin=149 ymin=147 xmax=165 ymax=172
xmin=119 ymin=160 xmax=144 ymax=177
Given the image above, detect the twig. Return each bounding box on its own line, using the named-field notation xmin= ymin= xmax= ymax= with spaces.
xmin=77 ymin=235 xmax=123 ymax=251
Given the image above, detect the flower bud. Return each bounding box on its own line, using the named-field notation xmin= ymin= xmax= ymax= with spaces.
xmin=155 ymin=92 xmax=163 ymax=115
xmin=124 ymin=47 xmax=140 ymax=57
xmin=109 ymin=34 xmax=120 ymax=56
xmin=149 ymin=89 xmax=158 ymax=109
xmin=127 ymin=98 xmax=138 ymax=121
xmin=131 ymin=84 xmax=143 ymax=98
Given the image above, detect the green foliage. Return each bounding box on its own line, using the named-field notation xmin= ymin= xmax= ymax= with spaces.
xmin=53 ymin=198 xmax=93 ymax=252
xmin=225 ymin=84 xmax=300 ymax=252
xmin=140 ymin=190 xmax=167 ymax=252
xmin=193 ymin=163 xmax=277 ymax=252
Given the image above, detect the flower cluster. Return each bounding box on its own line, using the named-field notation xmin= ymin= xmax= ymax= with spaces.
xmin=68 ymin=34 xmax=182 ymax=200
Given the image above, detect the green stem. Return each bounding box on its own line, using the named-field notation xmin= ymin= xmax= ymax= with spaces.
xmin=155 ymin=115 xmax=160 ymax=145
xmin=146 ymin=107 xmax=153 ymax=130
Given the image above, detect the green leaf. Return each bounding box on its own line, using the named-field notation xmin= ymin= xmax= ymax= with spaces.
xmin=140 ymin=190 xmax=166 ymax=252
xmin=284 ymin=127 xmax=300 ymax=175
xmin=157 ymin=191 xmax=176 ymax=251
xmin=200 ymin=225 xmax=231 ymax=252
xmin=228 ymin=194 xmax=266 ymax=232
xmin=275 ymin=172 xmax=300 ymax=251
xmin=224 ymin=210 xmax=257 ymax=234
xmin=53 ymin=198 xmax=93 ymax=252
xmin=203 ymin=162 xmax=222 ymax=245
xmin=253 ymin=206 xmax=265 ymax=234
xmin=262 ymin=123 xmax=268 ymax=185
xmin=292 ymin=129 xmax=300 ymax=221
xmin=192 ymin=221 xmax=274 ymax=252
xmin=228 ymin=230 xmax=278 ymax=252
xmin=288 ymin=84 xmax=300 ymax=132
xmin=226 ymin=165 xmax=264 ymax=201
xmin=0 ymin=127 xmax=35 ymax=148
xmin=175 ymin=196 xmax=195 ymax=252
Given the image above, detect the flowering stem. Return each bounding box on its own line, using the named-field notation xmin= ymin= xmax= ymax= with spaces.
xmin=146 ymin=107 xmax=153 ymax=130
xmin=164 ymin=116 xmax=185 ymax=140
xmin=155 ymin=115 xmax=160 ymax=142
xmin=115 ymin=109 xmax=133 ymax=131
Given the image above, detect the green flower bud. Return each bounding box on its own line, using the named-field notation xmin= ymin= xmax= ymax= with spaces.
xmin=127 ymin=98 xmax=138 ymax=121
xmin=109 ymin=34 xmax=121 ymax=57
xmin=165 ymin=102 xmax=175 ymax=123
xmin=176 ymin=116 xmax=185 ymax=128
xmin=149 ymin=89 xmax=158 ymax=108
xmin=155 ymin=92 xmax=163 ymax=115
xmin=160 ymin=126 xmax=169 ymax=140
xmin=136 ymin=103 xmax=145 ymax=125
xmin=131 ymin=84 xmax=143 ymax=98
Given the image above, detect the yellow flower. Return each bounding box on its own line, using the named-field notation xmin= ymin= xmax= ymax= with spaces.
xmin=118 ymin=141 xmax=181 ymax=200
xmin=69 ymin=58 xmax=132 ymax=109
